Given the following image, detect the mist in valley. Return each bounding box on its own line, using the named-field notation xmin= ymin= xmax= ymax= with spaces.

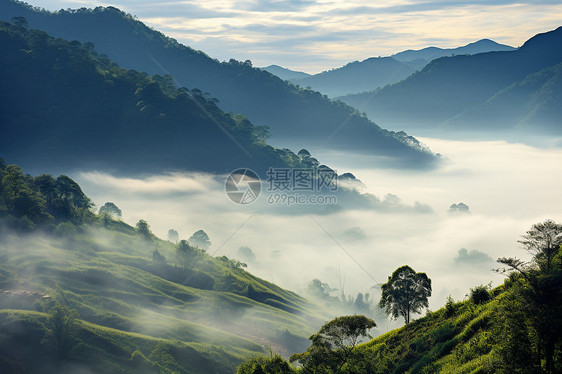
xmin=71 ymin=136 xmax=562 ymax=331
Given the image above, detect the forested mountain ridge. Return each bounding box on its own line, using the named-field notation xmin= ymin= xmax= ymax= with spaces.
xmin=0 ymin=0 xmax=436 ymax=167
xmin=340 ymin=27 xmax=562 ymax=135
xmin=0 ymin=21 xmax=347 ymax=176
xmin=0 ymin=159 xmax=320 ymax=373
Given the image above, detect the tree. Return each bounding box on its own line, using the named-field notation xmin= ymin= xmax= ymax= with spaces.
xmin=99 ymin=202 xmax=122 ymax=218
xmin=34 ymin=174 xmax=57 ymax=209
xmin=379 ymin=265 xmax=432 ymax=324
xmin=2 ymin=165 xmax=50 ymax=225
xmin=237 ymin=246 xmax=256 ymax=263
xmin=152 ymin=249 xmax=166 ymax=265
xmin=496 ymin=220 xmax=562 ymax=373
xmin=306 ymin=278 xmax=336 ymax=302
xmin=518 ymin=219 xmax=562 ymax=273
xmin=188 ymin=229 xmax=211 ymax=250
xmin=176 ymin=239 xmax=196 ymax=266
xmin=290 ymin=315 xmax=376 ymax=371
xmin=43 ymin=303 xmax=79 ymax=358
xmin=469 ymin=284 xmax=491 ymax=305
xmin=136 ymin=219 xmax=151 ymax=240
xmin=11 ymin=16 xmax=28 ymax=29
xmin=167 ymin=229 xmax=179 ymax=243
xmin=237 ymin=352 xmax=295 ymax=374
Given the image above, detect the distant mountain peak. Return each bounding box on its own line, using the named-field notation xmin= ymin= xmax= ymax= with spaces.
xmin=260 ymin=65 xmax=311 ymax=81
xmin=391 ymin=38 xmax=514 ymax=63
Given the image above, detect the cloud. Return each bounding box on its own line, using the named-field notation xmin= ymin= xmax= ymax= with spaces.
xmin=454 ymin=248 xmax=494 ymax=266
xmin=29 ymin=0 xmax=562 ymax=72
xmin=73 ymin=138 xmax=562 ymax=313
xmin=341 ymin=226 xmax=366 ymax=242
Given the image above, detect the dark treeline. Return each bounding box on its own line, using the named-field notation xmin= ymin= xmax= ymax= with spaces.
xmin=0 ymin=20 xmax=329 ymax=176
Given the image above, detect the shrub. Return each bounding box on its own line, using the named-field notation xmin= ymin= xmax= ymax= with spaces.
xmin=470 ymin=285 xmax=491 ymax=305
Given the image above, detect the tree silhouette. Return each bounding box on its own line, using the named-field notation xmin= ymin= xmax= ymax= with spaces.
xmin=99 ymin=202 xmax=122 ymax=218
xmin=379 ymin=265 xmax=432 ymax=324
xmin=44 ymin=303 xmax=79 ymax=358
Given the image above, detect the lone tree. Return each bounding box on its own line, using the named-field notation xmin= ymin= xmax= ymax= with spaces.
xmin=136 ymin=219 xmax=151 ymax=240
xmin=167 ymin=229 xmax=179 ymax=243
xmin=99 ymin=202 xmax=122 ymax=218
xmin=43 ymin=303 xmax=79 ymax=358
xmin=290 ymin=315 xmax=376 ymax=371
xmin=379 ymin=265 xmax=432 ymax=324
xmin=188 ymin=229 xmax=211 ymax=250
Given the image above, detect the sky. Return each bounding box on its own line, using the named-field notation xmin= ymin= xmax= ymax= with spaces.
xmin=23 ymin=0 xmax=562 ymax=73
xmin=74 ymin=137 xmax=562 ymax=316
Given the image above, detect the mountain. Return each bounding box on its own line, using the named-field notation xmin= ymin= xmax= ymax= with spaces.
xmin=287 ymin=39 xmax=513 ymax=98
xmin=0 ymin=1 xmax=436 ymax=168
xmin=0 ymin=160 xmax=319 ymax=373
xmin=289 ymin=57 xmax=424 ymax=98
xmin=391 ymin=38 xmax=515 ymax=63
xmin=0 ymin=21 xmax=349 ymax=176
xmin=339 ymin=27 xmax=562 ymax=136
xmin=261 ymin=65 xmax=311 ymax=81
xmin=454 ymin=62 xmax=562 ymax=132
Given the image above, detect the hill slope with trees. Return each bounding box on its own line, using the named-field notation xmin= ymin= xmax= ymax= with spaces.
xmin=236 ymin=219 xmax=562 ymax=373
xmin=0 ymin=0 xmax=436 ymax=167
xmin=0 ymin=158 xmax=321 ymax=373
xmin=0 ymin=20 xmax=360 ymax=176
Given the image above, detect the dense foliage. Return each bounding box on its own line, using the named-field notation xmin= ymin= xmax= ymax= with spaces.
xmin=0 ymin=20 xmax=325 ymax=175
xmin=0 ymin=158 xmax=94 ymax=230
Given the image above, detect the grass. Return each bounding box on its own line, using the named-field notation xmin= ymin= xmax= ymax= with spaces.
xmin=349 ymin=292 xmax=505 ymax=373
xmin=0 ymin=221 xmax=324 ymax=372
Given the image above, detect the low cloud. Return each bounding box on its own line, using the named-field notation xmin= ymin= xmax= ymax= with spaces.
xmin=454 ymin=248 xmax=494 ymax=267
xmin=72 ymin=138 xmax=562 ymax=312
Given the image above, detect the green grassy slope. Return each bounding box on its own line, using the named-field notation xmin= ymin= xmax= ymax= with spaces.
xmin=0 ymin=162 xmax=322 ymax=373
xmin=0 ymin=226 xmax=321 ymax=372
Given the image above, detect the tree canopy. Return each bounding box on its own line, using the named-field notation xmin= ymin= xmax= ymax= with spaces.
xmin=290 ymin=315 xmax=376 ymax=371
xmin=379 ymin=265 xmax=432 ymax=324
xmin=99 ymin=202 xmax=122 ymax=218
xmin=188 ymin=229 xmax=211 ymax=250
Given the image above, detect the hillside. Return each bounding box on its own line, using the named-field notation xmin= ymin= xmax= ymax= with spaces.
xmin=0 ymin=159 xmax=322 ymax=373
xmin=0 ymin=0 xmax=436 ymax=166
xmin=236 ymin=221 xmax=562 ymax=373
xmin=0 ymin=20 xmax=343 ymax=176
xmin=340 ymin=27 xmax=562 ymax=136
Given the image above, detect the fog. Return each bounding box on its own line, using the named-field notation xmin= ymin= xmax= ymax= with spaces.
xmin=73 ymin=137 xmax=562 ymax=321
